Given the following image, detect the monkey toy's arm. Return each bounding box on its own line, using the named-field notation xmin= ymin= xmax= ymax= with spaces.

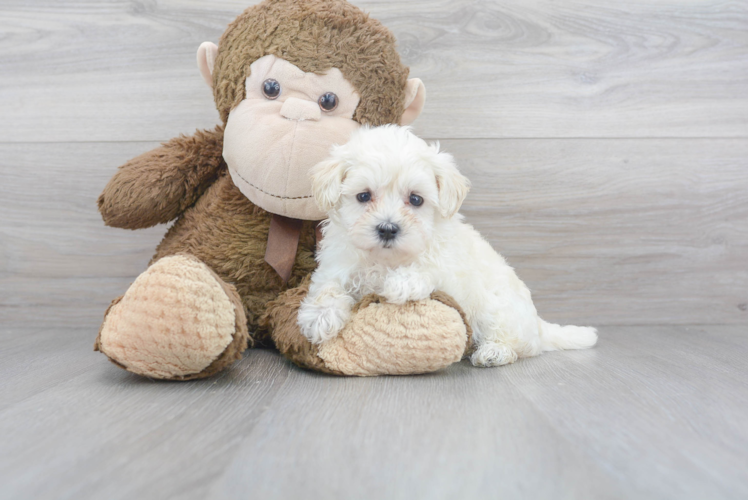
xmin=98 ymin=126 xmax=224 ymax=229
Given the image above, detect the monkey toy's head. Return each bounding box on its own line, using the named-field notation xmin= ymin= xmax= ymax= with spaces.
xmin=196 ymin=0 xmax=426 ymax=220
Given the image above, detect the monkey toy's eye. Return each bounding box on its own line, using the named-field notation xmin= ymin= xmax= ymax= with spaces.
xmin=409 ymin=194 xmax=424 ymax=207
xmin=356 ymin=192 xmax=371 ymax=203
xmin=318 ymin=92 xmax=338 ymax=111
xmin=262 ymin=79 xmax=281 ymax=99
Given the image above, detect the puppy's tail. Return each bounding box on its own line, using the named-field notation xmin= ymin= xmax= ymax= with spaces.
xmin=538 ymin=319 xmax=598 ymax=352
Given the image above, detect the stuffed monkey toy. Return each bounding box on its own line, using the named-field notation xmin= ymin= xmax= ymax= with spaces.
xmin=94 ymin=0 xmax=471 ymax=379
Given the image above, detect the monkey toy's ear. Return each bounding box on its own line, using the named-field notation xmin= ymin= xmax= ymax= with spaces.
xmin=400 ymin=78 xmax=426 ymax=126
xmin=310 ymin=158 xmax=347 ymax=213
xmin=197 ymin=42 xmax=219 ymax=88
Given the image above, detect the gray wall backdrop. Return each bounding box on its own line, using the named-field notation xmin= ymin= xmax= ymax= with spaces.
xmin=1 ymin=0 xmax=747 ymax=330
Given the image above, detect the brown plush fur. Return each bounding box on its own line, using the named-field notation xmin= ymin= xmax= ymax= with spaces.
xmin=98 ymin=0 xmax=410 ymax=347
xmin=429 ymin=291 xmax=474 ymax=356
xmin=98 ymin=126 xmax=317 ymax=345
xmin=263 ymin=279 xmax=473 ymax=376
xmin=261 ymin=276 xmax=345 ymax=375
xmin=213 ymin=0 xmax=410 ymax=125
xmin=96 ymin=0 xmax=468 ymax=379
xmin=98 ymin=127 xmax=225 ymax=230
xmin=150 ymin=168 xmax=318 ymax=344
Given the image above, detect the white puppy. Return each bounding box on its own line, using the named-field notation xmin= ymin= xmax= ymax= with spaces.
xmin=298 ymin=125 xmax=597 ymax=367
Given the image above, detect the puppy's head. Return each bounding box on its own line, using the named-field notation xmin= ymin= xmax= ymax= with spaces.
xmin=311 ymin=125 xmax=470 ymax=264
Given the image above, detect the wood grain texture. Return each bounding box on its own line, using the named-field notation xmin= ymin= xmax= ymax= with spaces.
xmin=1 ymin=2 xmax=747 ymax=498
xmin=212 ymin=325 xmax=748 ymax=500
xmin=0 ymin=332 xmax=293 ymax=500
xmin=1 ymin=0 xmax=746 ymax=142
xmin=0 ymin=142 xmax=166 ymax=329
xmin=1 ymin=325 xmax=747 ymax=500
xmin=2 ymin=139 xmax=745 ymax=328
xmin=453 ymin=138 xmax=748 ymax=325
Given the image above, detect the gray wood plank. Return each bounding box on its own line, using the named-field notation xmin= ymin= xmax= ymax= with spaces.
xmin=2 ymin=2 xmax=747 ymax=499
xmin=2 ymin=326 xmax=747 ymax=500
xmin=210 ymin=326 xmax=748 ymax=500
xmin=1 ymin=0 xmax=746 ymax=142
xmin=212 ymin=356 xmax=628 ymax=500
xmin=0 ymin=345 xmax=292 ymax=500
xmin=0 ymin=327 xmax=101 ymax=411
xmin=2 ymin=139 xmax=746 ymax=328
xmin=454 ymin=137 xmax=748 ymax=326
xmin=0 ymin=142 xmax=167 ymax=329
xmin=501 ymin=325 xmax=748 ymax=500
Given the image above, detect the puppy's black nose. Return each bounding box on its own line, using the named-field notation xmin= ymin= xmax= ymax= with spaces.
xmin=376 ymin=223 xmax=399 ymax=242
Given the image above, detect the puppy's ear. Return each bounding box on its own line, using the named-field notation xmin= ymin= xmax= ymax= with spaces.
xmin=432 ymin=151 xmax=471 ymax=218
xmin=311 ymin=158 xmax=347 ymax=212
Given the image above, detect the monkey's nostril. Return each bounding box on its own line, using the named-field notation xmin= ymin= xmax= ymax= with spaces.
xmin=376 ymin=223 xmax=399 ymax=242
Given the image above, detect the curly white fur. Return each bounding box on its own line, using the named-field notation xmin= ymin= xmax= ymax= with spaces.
xmin=298 ymin=125 xmax=597 ymax=366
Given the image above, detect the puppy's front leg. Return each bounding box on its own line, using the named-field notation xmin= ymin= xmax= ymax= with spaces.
xmin=382 ymin=266 xmax=435 ymax=305
xmin=298 ymin=282 xmax=355 ymax=344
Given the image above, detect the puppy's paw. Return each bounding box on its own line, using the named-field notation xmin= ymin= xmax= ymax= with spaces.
xmin=470 ymin=342 xmax=518 ymax=367
xmin=298 ymin=299 xmax=353 ymax=344
xmin=382 ymin=273 xmax=433 ymax=305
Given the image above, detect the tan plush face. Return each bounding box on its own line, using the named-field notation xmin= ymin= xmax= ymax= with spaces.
xmin=222 ymin=55 xmax=361 ymax=220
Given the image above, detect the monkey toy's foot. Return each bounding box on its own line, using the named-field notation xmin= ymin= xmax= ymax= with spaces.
xmin=264 ymin=279 xmax=472 ymax=376
xmin=95 ymin=254 xmax=249 ymax=380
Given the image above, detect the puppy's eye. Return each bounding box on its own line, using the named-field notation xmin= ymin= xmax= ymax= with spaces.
xmin=319 ymin=92 xmax=338 ymax=111
xmin=409 ymin=194 xmax=424 ymax=207
xmin=356 ymin=192 xmax=371 ymax=203
xmin=262 ymin=79 xmax=281 ymax=99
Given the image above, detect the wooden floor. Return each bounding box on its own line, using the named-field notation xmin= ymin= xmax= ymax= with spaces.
xmin=1 ymin=1 xmax=747 ymax=499
xmin=0 ymin=325 xmax=746 ymax=500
